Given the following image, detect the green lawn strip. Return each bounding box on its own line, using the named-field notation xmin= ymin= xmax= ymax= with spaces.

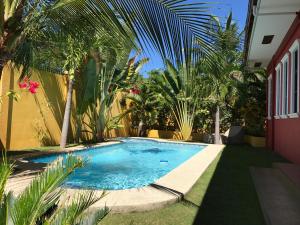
xmin=102 ymin=145 xmax=287 ymax=225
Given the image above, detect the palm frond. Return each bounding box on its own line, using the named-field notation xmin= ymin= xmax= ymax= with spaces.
xmin=172 ymin=100 xmax=196 ymax=140
xmin=0 ymin=156 xmax=13 ymax=202
xmin=0 ymin=155 xmax=14 ymax=225
xmin=88 ymin=206 xmax=109 ymax=225
xmin=11 ymin=156 xmax=84 ymax=225
xmin=26 ymin=0 xmax=214 ymax=70
xmin=110 ymin=0 xmax=214 ymax=66
xmin=0 ymin=191 xmax=14 ymax=225
xmin=47 ymin=191 xmax=107 ymax=225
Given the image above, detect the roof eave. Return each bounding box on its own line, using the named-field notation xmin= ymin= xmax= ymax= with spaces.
xmin=243 ymin=0 xmax=256 ymax=66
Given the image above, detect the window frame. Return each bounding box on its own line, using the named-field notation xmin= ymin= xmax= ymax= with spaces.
xmin=288 ymin=39 xmax=300 ymax=118
xmin=275 ymin=63 xmax=282 ymax=119
xmin=281 ymin=54 xmax=289 ymax=118
xmin=267 ymin=75 xmax=272 ymax=120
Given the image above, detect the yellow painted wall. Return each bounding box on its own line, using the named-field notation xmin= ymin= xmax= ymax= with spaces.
xmin=78 ymin=92 xmax=132 ymax=141
xmin=106 ymin=92 xmax=132 ymax=138
xmin=0 ymin=64 xmax=74 ymax=149
xmin=0 ymin=64 xmax=131 ymax=150
xmin=0 ymin=64 xmax=204 ymax=150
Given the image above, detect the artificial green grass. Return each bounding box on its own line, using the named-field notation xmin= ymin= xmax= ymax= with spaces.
xmin=102 ymin=145 xmax=287 ymax=225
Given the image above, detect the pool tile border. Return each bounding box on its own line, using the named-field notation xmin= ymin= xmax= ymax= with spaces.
xmin=6 ymin=138 xmax=224 ymax=213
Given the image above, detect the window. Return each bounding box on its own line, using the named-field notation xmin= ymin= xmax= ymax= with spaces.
xmin=267 ymin=75 xmax=272 ymax=119
xmin=275 ymin=64 xmax=281 ymax=117
xmin=281 ymin=54 xmax=289 ymax=116
xmin=289 ymin=40 xmax=300 ymax=117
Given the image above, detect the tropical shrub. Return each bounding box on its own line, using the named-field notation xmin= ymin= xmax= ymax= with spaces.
xmin=122 ymin=78 xmax=166 ymax=136
xmin=76 ymin=52 xmax=148 ymax=141
xmin=0 ymin=155 xmax=108 ymax=225
xmin=236 ymin=70 xmax=267 ymax=137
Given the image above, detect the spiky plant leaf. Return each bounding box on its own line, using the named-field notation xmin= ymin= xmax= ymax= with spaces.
xmin=10 ymin=156 xmax=84 ymax=225
xmin=3 ymin=0 xmax=216 ymax=81
xmin=0 ymin=156 xmax=13 ymax=203
xmin=46 ymin=191 xmax=107 ymax=225
xmin=0 ymin=191 xmax=14 ymax=225
xmin=0 ymin=154 xmax=14 ymax=225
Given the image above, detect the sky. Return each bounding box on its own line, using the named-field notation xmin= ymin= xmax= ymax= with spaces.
xmin=138 ymin=0 xmax=249 ymax=76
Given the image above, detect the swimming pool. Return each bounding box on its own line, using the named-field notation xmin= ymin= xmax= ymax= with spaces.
xmin=30 ymin=138 xmax=206 ymax=190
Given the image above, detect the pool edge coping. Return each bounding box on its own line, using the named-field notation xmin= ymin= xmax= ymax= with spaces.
xmin=7 ymin=138 xmax=225 ymax=213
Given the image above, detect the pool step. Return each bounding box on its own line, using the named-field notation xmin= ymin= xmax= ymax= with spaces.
xmin=250 ymin=167 xmax=300 ymax=225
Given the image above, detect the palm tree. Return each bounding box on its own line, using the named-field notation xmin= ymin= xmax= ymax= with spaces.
xmin=0 ymin=155 xmax=108 ymax=224
xmin=150 ymin=60 xmax=198 ymax=140
xmin=58 ymin=28 xmax=136 ymax=148
xmin=195 ymin=12 xmax=243 ymax=144
xmin=76 ymin=49 xmax=148 ymax=142
xmin=2 ymin=0 xmax=216 ymax=148
xmin=1 ymin=0 xmax=215 ymax=80
xmin=150 ymin=61 xmax=183 ymax=105
xmin=56 ymin=0 xmax=216 ymax=147
xmin=59 ymin=37 xmax=87 ymax=149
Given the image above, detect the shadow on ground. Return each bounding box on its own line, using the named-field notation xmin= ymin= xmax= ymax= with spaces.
xmin=191 ymin=145 xmax=287 ymax=225
xmin=1 ymin=150 xmax=47 ymax=176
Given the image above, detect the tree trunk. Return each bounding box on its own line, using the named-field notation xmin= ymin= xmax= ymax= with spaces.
xmin=214 ymin=105 xmax=221 ymax=144
xmin=138 ymin=120 xmax=145 ymax=137
xmin=60 ymin=78 xmax=74 ymax=150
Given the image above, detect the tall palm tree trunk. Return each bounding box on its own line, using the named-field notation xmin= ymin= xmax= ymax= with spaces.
xmin=214 ymin=105 xmax=221 ymax=144
xmin=60 ymin=78 xmax=74 ymax=150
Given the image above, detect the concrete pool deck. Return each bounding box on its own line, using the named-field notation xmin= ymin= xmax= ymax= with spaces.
xmin=5 ymin=138 xmax=224 ymax=213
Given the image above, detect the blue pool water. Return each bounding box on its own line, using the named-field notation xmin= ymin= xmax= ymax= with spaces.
xmin=30 ymin=138 xmax=206 ymax=190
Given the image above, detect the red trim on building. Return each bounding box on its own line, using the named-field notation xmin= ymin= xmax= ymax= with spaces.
xmin=267 ymin=16 xmax=300 ymax=164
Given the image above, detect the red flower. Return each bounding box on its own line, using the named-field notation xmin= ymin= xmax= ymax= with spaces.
xmin=18 ymin=77 xmax=39 ymax=94
xmin=29 ymin=81 xmax=39 ymax=88
xmin=28 ymin=86 xmax=37 ymax=94
xmin=18 ymin=82 xmax=28 ymax=89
